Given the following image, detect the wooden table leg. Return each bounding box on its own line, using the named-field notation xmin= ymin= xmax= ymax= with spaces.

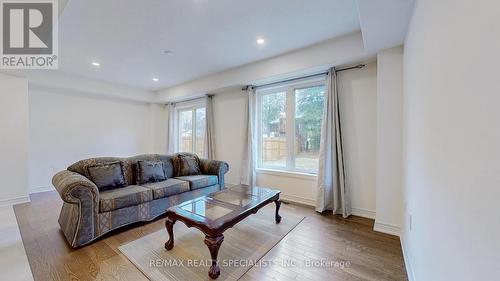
xmin=164 ymin=217 xmax=176 ymax=250
xmin=204 ymin=234 xmax=224 ymax=279
xmin=274 ymin=198 xmax=282 ymax=223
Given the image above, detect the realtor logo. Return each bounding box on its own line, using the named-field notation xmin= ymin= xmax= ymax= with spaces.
xmin=1 ymin=0 xmax=58 ymax=69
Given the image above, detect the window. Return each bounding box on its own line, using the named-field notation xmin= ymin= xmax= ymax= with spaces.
xmin=177 ymin=105 xmax=206 ymax=156
xmin=257 ymin=80 xmax=325 ymax=174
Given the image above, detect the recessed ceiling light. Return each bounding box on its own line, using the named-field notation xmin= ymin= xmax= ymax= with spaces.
xmin=256 ymin=38 xmax=265 ymax=45
xmin=91 ymin=62 xmax=100 ymax=67
xmin=152 ymin=77 xmax=159 ymax=82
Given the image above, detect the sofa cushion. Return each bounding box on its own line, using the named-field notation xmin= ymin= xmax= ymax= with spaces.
xmin=135 ymin=160 xmax=166 ymax=184
xmin=99 ymin=185 xmax=152 ymax=212
xmin=157 ymin=155 xmax=175 ymax=178
xmin=175 ymin=175 xmax=218 ymax=190
xmin=87 ymin=161 xmax=126 ymax=192
xmin=173 ymin=153 xmax=201 ymax=177
xmin=141 ymin=178 xmax=190 ymax=199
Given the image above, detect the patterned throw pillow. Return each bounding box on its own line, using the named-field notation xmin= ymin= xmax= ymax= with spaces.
xmin=87 ymin=161 xmax=126 ymax=192
xmin=173 ymin=153 xmax=201 ymax=177
xmin=136 ymin=160 xmax=167 ymax=184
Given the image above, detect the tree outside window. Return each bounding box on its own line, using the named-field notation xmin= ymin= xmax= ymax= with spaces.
xmin=258 ymin=81 xmax=325 ymax=173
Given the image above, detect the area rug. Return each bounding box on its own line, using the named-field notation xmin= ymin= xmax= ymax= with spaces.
xmin=119 ymin=207 xmax=304 ymax=281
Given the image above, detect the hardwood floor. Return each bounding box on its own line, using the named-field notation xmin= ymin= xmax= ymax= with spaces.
xmin=14 ymin=191 xmax=407 ymax=281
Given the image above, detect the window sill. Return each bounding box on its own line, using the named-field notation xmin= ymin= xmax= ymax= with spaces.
xmin=256 ymin=168 xmax=318 ymax=180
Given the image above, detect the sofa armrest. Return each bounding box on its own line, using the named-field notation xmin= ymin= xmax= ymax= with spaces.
xmin=199 ymin=159 xmax=229 ymax=188
xmin=53 ymin=170 xmax=100 ymax=247
xmin=53 ymin=170 xmax=99 ymax=205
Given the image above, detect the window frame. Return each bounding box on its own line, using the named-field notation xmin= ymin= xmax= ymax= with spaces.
xmin=256 ymin=78 xmax=326 ymax=174
xmin=175 ymin=100 xmax=206 ymax=155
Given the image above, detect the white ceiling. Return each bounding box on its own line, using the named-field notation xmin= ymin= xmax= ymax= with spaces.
xmin=357 ymin=0 xmax=415 ymax=52
xmin=57 ymin=0 xmax=361 ymax=90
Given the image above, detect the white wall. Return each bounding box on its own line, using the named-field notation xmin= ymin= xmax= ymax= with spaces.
xmin=402 ymin=0 xmax=500 ymax=280
xmin=26 ymin=71 xmax=156 ymax=103
xmin=149 ymin=103 xmax=168 ymax=153
xmin=338 ymin=62 xmax=378 ymax=217
xmin=0 ymin=74 xmax=29 ymax=205
xmin=210 ymin=62 xmax=378 ymax=216
xmin=212 ymin=91 xmax=247 ymax=184
xmin=28 ymin=86 xmax=155 ymax=192
xmin=375 ymin=46 xmax=404 ymax=235
xmin=256 ymin=171 xmax=317 ymax=206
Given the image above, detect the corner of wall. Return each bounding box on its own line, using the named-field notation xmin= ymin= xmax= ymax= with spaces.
xmin=374 ymin=45 xmax=404 ymax=234
xmin=400 ymin=232 xmax=416 ymax=281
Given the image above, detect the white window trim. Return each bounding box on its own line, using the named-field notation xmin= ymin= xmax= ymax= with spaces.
xmin=256 ymin=167 xmax=318 ymax=180
xmin=256 ymin=78 xmax=326 ymax=175
xmin=175 ymin=100 xmax=206 ymax=154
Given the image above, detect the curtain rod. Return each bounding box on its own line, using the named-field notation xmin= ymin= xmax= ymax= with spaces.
xmin=243 ymin=64 xmax=365 ymax=91
xmin=165 ymin=94 xmax=214 ymax=106
xmin=336 ymin=64 xmax=366 ymax=73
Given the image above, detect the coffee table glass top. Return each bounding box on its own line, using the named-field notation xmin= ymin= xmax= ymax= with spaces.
xmin=210 ymin=191 xmax=255 ymax=207
xmin=180 ymin=198 xmax=234 ymax=220
xmin=171 ymin=185 xmax=280 ymax=223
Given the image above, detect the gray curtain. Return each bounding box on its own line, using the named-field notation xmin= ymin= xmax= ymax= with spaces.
xmin=204 ymin=95 xmax=216 ymax=159
xmin=315 ymin=68 xmax=351 ymax=217
xmin=240 ymin=87 xmax=256 ymax=186
xmin=166 ymin=103 xmax=176 ymax=154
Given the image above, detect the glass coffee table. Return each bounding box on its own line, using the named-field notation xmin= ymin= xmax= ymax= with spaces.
xmin=164 ymin=184 xmax=281 ymax=279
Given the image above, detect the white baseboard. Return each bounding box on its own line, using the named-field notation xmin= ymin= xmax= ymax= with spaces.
xmin=400 ymin=236 xmax=416 ymax=281
xmin=351 ymin=207 xmax=376 ymax=219
xmin=280 ymin=195 xmax=377 ymax=220
xmin=280 ymin=194 xmax=315 ymax=206
xmin=29 ymin=186 xmax=55 ymax=194
xmin=0 ymin=196 xmax=30 ymax=208
xmin=374 ymin=221 xmax=401 ymax=236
